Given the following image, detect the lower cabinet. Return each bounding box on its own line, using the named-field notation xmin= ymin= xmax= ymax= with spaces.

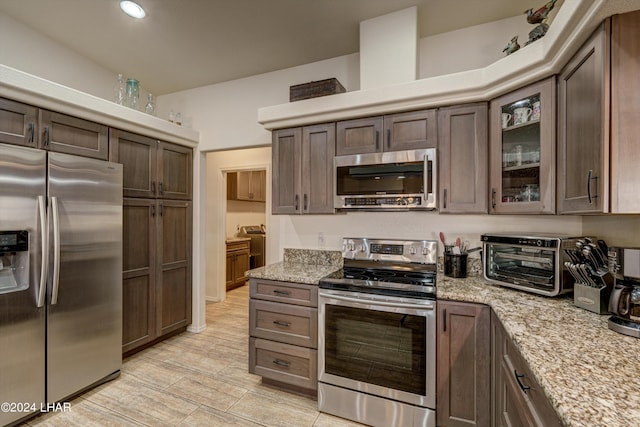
xmin=437 ymin=302 xmax=562 ymax=427
xmin=437 ymin=300 xmax=491 ymax=427
xmin=226 ymin=239 xmax=250 ymax=291
xmin=492 ymin=312 xmax=562 ymax=427
xmin=248 ymin=278 xmax=318 ymax=394
xmin=122 ymin=198 xmax=192 ymax=354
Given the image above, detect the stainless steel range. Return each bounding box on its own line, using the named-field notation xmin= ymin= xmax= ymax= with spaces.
xmin=318 ymin=238 xmax=437 ymax=427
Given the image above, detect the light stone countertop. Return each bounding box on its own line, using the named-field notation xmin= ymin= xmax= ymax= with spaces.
xmin=437 ymin=275 xmax=640 ymax=427
xmin=246 ymin=248 xmax=343 ymax=285
xmin=247 ymin=250 xmax=640 ymax=426
xmin=225 ymin=237 xmax=251 ymax=243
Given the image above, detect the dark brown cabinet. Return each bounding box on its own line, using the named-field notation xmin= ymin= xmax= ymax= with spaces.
xmin=0 ymin=97 xmax=38 ymax=147
xmin=1 ymin=97 xmax=108 ymax=159
xmin=249 ymin=278 xmax=318 ymax=394
xmin=492 ymin=312 xmax=562 ymax=427
xmin=226 ymin=239 xmax=250 ymax=291
xmin=489 ymin=77 xmax=556 ymax=214
xmin=122 ymin=198 xmax=192 ymax=353
xmin=39 ymin=110 xmax=109 ymax=160
xmin=227 ymin=170 xmax=266 ymax=202
xmin=110 ymin=129 xmax=192 ymax=200
xmin=113 ymin=128 xmax=193 ymax=354
xmin=558 ymin=11 xmax=640 ymax=214
xmin=437 ymin=301 xmax=491 ymax=427
xmin=122 ymin=198 xmax=156 ymax=353
xmin=336 ymin=109 xmax=437 ymax=155
xmin=272 ymin=123 xmax=335 ymax=214
xmin=558 ymin=22 xmax=608 ymax=214
xmin=438 ymin=103 xmax=488 ymax=214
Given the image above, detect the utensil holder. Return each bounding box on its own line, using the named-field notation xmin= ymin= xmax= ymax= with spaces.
xmin=444 ymin=253 xmax=468 ymax=278
xmin=574 ymin=282 xmax=610 ymax=314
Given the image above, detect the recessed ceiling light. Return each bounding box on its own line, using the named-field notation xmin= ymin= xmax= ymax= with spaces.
xmin=120 ymin=1 xmax=146 ymax=19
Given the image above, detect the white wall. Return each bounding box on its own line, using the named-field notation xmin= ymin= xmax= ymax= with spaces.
xmin=419 ymin=16 xmax=530 ymax=79
xmin=157 ymin=53 xmax=360 ymax=151
xmin=0 ymin=12 xmax=118 ymax=100
xmin=226 ymin=200 xmax=266 ymax=239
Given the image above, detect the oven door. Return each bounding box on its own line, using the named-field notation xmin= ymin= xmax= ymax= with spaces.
xmin=318 ymin=288 xmax=436 ymax=408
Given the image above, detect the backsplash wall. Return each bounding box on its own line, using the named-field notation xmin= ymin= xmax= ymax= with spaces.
xmin=273 ymin=211 xmax=583 ymax=255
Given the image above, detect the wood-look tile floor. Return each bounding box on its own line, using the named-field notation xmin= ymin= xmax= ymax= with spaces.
xmin=21 ymin=284 xmax=365 ymax=427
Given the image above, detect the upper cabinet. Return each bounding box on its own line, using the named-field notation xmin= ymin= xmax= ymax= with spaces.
xmin=228 ymin=170 xmax=266 ymax=202
xmin=610 ymin=11 xmax=640 ymax=213
xmin=0 ymin=98 xmax=38 ymax=148
xmin=272 ymin=123 xmax=335 ymax=214
xmin=0 ymin=98 xmax=108 ymax=160
xmin=489 ymin=77 xmax=556 ymax=214
xmin=558 ymin=23 xmax=609 ymax=214
xmin=559 ymin=11 xmax=640 ymax=214
xmin=110 ymin=129 xmax=193 ymax=200
xmin=336 ymin=109 xmax=437 ymax=155
xmin=39 ymin=110 xmax=109 ymax=160
xmin=438 ymin=103 xmax=488 ymax=214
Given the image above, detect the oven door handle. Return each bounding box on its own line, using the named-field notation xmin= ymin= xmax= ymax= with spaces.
xmin=320 ymin=291 xmax=435 ymax=310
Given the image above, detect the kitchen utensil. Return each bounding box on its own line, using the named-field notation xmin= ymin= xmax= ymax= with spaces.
xmin=453 ymin=237 xmax=461 ymax=254
xmin=439 ymin=232 xmax=446 ymax=246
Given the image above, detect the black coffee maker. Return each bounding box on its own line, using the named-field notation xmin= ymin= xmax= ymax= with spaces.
xmin=608 ymin=247 xmax=640 ymax=338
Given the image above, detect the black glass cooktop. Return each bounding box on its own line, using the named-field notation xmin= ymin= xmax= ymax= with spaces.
xmin=320 ymin=263 xmax=436 ymax=299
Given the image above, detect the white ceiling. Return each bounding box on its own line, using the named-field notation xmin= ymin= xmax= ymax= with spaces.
xmin=0 ymin=0 xmax=540 ymax=95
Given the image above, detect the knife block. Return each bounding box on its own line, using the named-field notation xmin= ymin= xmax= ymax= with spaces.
xmin=574 ymin=282 xmax=610 ymax=314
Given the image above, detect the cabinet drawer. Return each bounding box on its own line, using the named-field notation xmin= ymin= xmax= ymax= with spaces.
xmin=250 ymin=299 xmax=317 ymax=348
xmin=249 ymin=337 xmax=317 ymax=391
xmin=250 ymin=279 xmax=317 ymax=307
xmin=226 ymin=240 xmax=250 ymax=252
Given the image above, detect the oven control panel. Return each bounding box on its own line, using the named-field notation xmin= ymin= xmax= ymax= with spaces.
xmin=342 ymin=238 xmax=438 ymax=265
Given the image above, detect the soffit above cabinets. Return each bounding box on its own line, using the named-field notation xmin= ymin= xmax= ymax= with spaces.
xmin=258 ymin=0 xmax=640 ymax=130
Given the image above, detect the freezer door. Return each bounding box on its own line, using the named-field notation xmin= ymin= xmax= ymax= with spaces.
xmin=47 ymin=152 xmax=123 ymax=403
xmin=0 ymin=143 xmax=46 ymax=425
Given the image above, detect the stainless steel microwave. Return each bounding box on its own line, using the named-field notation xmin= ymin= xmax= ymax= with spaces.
xmin=334 ymin=149 xmax=437 ymax=210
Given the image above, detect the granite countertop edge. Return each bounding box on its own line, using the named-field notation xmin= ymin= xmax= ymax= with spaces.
xmin=247 ymin=258 xmax=640 ymax=427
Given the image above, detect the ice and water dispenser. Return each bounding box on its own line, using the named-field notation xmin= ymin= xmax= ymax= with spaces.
xmin=0 ymin=230 xmax=29 ymax=293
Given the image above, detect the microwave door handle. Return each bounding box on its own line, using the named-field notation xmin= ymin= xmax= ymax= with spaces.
xmin=424 ymin=152 xmax=436 ymax=206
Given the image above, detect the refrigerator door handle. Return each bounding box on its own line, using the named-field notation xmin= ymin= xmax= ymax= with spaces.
xmin=51 ymin=196 xmax=61 ymax=305
xmin=36 ymin=195 xmax=48 ymax=308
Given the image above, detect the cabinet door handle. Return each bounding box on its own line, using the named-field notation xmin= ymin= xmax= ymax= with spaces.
xmin=151 ymin=181 xmax=156 ymax=193
xmin=272 ymin=359 xmax=290 ymax=368
xmin=375 ymin=130 xmax=380 ymax=150
xmin=273 ymin=320 xmax=290 ymax=327
xmin=514 ymin=370 xmax=531 ymax=394
xmin=303 ymin=193 xmax=308 ymax=211
xmin=28 ymin=123 xmax=35 ymax=144
xmin=587 ymin=170 xmax=597 ymax=204
xmin=159 ymin=182 xmax=164 ymax=194
xmin=43 ymin=126 xmax=50 ymax=147
xmin=295 ymin=194 xmax=299 ymax=211
xmin=151 ymin=205 xmax=156 ymax=217
xmin=159 ymin=203 xmax=163 ymax=216
xmin=386 ymin=128 xmax=391 ymax=148
xmin=491 ymin=188 xmax=496 ymax=209
xmin=273 ymin=289 xmax=291 ymax=296
xmin=443 ymin=189 xmax=447 ymax=209
xmin=442 ymin=308 xmax=447 ymax=332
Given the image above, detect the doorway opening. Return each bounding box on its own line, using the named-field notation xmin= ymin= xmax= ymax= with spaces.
xmin=224 ymin=169 xmax=267 ymax=292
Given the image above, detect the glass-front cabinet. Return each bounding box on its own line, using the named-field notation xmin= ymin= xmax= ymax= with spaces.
xmin=489 ymin=77 xmax=556 ymax=214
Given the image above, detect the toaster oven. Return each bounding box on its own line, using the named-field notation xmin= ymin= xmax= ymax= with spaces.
xmin=482 ymin=234 xmax=583 ymax=296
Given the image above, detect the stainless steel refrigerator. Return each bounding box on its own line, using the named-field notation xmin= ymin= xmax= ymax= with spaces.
xmin=0 ymin=142 xmax=122 ymax=426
